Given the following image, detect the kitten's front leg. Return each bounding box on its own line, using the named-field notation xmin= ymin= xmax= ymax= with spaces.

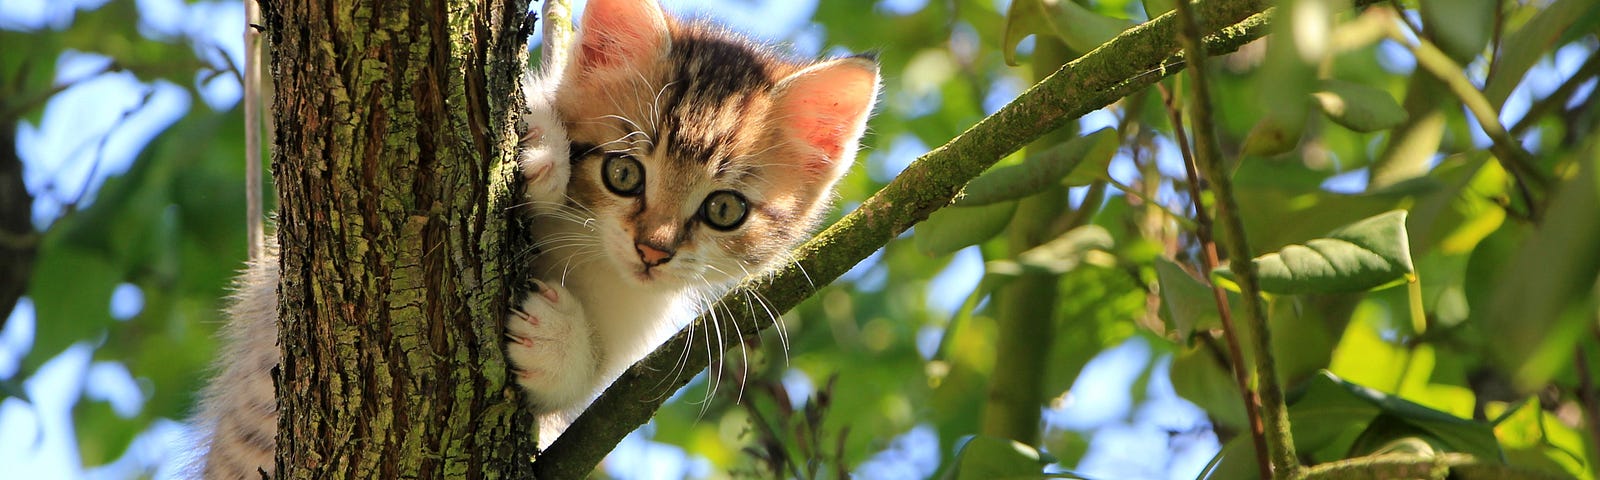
xmin=506 ymin=279 xmax=597 ymax=412
xmin=519 ymin=90 xmax=570 ymax=212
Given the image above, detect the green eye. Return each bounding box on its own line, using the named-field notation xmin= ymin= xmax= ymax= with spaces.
xmin=700 ymin=190 xmax=748 ymax=231
xmin=602 ymin=154 xmax=644 ymax=196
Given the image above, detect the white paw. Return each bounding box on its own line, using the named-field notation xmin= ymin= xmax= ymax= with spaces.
xmin=520 ymin=80 xmax=570 ymax=211
xmin=506 ymin=279 xmax=594 ymax=412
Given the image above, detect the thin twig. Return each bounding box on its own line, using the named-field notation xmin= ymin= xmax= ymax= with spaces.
xmin=1510 ymin=51 xmax=1600 ymax=137
xmin=1386 ymin=0 xmax=1424 ymax=40
xmin=1297 ymin=452 xmax=1573 ymax=479
xmin=66 ymin=88 xmax=155 ymax=212
xmin=0 ymin=64 xmax=112 ymax=120
xmin=1157 ymin=82 xmax=1272 ymax=480
xmin=1398 ymin=30 xmax=1549 ymax=220
xmin=1171 ymin=0 xmax=1298 ymax=477
xmin=1486 ymin=0 xmax=1505 ymax=82
xmin=245 ymin=0 xmax=264 ymax=260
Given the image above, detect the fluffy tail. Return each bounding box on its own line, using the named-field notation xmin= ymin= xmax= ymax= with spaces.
xmin=193 ymin=254 xmax=281 ymax=480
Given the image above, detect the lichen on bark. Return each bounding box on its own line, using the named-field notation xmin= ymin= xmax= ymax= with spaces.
xmin=264 ymin=0 xmax=539 ymax=477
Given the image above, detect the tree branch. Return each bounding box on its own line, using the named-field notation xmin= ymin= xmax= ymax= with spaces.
xmin=1397 ymin=28 xmax=1549 ymax=219
xmin=1294 ymin=453 xmax=1573 ymax=480
xmin=539 ymin=0 xmax=573 ymax=76
xmin=1170 ymin=0 xmax=1297 ymax=476
xmin=533 ymin=0 xmax=1285 ymax=475
xmin=0 ymin=116 xmax=34 ymax=331
xmin=244 ymin=0 xmax=265 ymax=261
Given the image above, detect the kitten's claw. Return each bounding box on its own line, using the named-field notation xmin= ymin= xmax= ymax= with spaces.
xmin=505 ymin=279 xmax=593 ymax=412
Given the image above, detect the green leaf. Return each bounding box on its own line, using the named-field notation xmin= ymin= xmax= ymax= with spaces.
xmin=1419 ymin=0 xmax=1496 ymax=63
xmin=1268 ymin=294 xmax=1355 ymax=386
xmin=956 ymin=128 xmax=1118 ymax=207
xmin=1483 ymin=145 xmax=1600 ymax=390
xmin=914 ymin=201 xmax=1017 ymax=257
xmin=1196 ymin=435 xmax=1261 ymax=480
xmin=1495 ymin=399 xmax=1591 ymax=477
xmin=1312 ymin=79 xmax=1408 ymax=132
xmin=1002 ymin=0 xmax=1054 ymax=66
xmin=1169 ymin=346 xmax=1248 ymax=432
xmin=1039 ymin=0 xmax=1135 ymax=54
xmin=1403 ymin=153 xmax=1505 ymax=257
xmin=1002 ymin=0 xmax=1133 ymax=65
xmin=1232 ymin=166 xmax=1415 ymax=253
xmin=985 ymin=225 xmax=1113 ymax=277
xmin=24 ymin=244 xmax=122 ymax=368
xmin=1217 ymin=210 xmax=1415 ymax=294
xmin=942 ymin=435 xmax=1051 ymax=480
xmin=1141 ymin=0 xmax=1175 ymax=17
xmin=1155 ymin=258 xmax=1222 ymax=336
xmin=73 ymin=397 xmax=141 ymax=467
xmin=1294 ymin=371 xmax=1503 ymax=460
xmin=1238 ymin=0 xmax=1325 ymax=157
xmin=1240 ymin=116 xmax=1306 ymax=157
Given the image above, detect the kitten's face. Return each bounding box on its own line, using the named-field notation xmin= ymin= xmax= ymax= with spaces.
xmin=564 ymin=136 xmax=785 ymax=287
xmin=549 ymin=0 xmax=878 ymax=290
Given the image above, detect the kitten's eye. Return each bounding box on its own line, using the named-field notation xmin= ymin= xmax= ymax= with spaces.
xmin=602 ymin=154 xmax=644 ymax=196
xmin=700 ymin=190 xmax=748 ymax=231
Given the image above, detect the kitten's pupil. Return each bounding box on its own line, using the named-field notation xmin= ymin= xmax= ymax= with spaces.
xmin=603 ymin=154 xmax=644 ymax=196
xmin=701 ymin=190 xmax=748 ymax=231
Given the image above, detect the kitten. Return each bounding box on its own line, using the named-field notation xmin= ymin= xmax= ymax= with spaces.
xmin=511 ymin=0 xmax=878 ymax=442
xmin=193 ymin=0 xmax=877 ymax=476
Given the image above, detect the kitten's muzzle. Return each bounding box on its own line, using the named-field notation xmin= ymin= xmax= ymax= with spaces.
xmin=636 ymin=242 xmax=674 ymax=267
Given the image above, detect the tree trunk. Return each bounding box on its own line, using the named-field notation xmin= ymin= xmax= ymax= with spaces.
xmin=262 ymin=0 xmax=540 ymax=477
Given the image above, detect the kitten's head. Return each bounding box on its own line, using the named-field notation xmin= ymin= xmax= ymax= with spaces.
xmin=549 ymin=0 xmax=878 ymax=289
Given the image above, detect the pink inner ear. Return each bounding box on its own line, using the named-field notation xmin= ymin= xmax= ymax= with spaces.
xmin=575 ymin=0 xmax=667 ymax=72
xmin=794 ymin=99 xmax=850 ymax=161
xmin=774 ymin=60 xmax=879 ymax=175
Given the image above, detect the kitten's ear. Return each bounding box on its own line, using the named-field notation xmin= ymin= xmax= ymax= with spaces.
xmin=769 ymin=57 xmax=880 ymax=182
xmin=572 ymin=0 xmax=670 ymax=74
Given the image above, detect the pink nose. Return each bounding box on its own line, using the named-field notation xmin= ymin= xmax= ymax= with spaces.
xmin=636 ymin=243 xmax=674 ymax=266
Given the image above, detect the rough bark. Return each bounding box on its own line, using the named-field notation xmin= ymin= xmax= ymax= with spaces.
xmin=262 ymin=0 xmax=539 ymax=477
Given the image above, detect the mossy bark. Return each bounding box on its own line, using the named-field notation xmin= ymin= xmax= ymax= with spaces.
xmin=263 ymin=0 xmax=539 ymax=478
